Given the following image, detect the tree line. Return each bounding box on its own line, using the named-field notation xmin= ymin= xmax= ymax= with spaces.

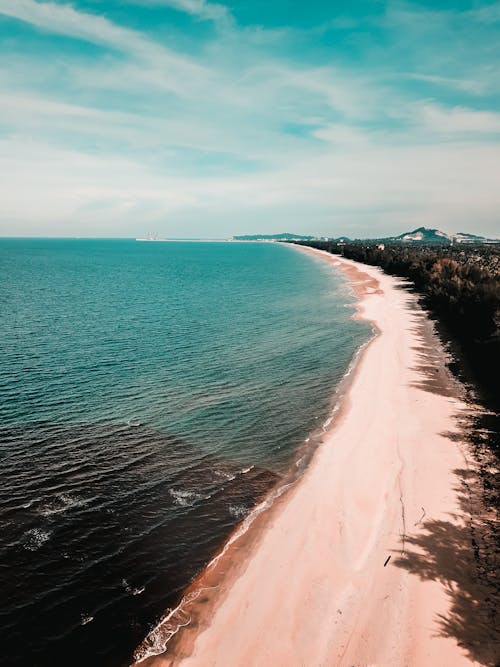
xmin=291 ymin=241 xmax=500 ymax=412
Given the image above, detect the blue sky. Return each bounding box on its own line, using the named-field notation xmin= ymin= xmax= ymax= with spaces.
xmin=1 ymin=1 xmax=499 ymax=238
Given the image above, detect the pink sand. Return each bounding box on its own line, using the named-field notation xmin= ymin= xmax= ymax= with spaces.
xmin=139 ymin=250 xmax=477 ymax=666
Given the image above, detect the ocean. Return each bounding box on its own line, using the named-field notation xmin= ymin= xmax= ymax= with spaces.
xmin=0 ymin=239 xmax=370 ymax=666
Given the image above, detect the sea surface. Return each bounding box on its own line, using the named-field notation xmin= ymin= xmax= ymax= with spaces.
xmin=0 ymin=239 xmax=370 ymax=666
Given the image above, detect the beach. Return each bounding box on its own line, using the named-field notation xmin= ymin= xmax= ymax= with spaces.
xmin=136 ymin=248 xmax=491 ymax=666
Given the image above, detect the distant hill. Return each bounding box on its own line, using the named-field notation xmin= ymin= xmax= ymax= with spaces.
xmin=386 ymin=227 xmax=497 ymax=245
xmin=453 ymin=232 xmax=495 ymax=243
xmin=232 ymin=233 xmax=351 ymax=242
xmin=393 ymin=227 xmax=450 ymax=243
xmin=232 ymin=228 xmax=497 ymax=245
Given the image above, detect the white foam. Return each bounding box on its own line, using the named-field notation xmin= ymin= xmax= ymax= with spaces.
xmin=169 ymin=488 xmax=205 ymax=507
xmin=123 ymin=578 xmax=146 ymax=596
xmin=228 ymin=504 xmax=247 ymax=519
xmin=134 ymin=479 xmax=295 ymax=662
xmin=207 ymin=479 xmax=293 ymax=571
xmin=133 ymin=329 xmax=377 ymax=664
xmin=214 ymin=470 xmax=236 ymax=481
xmin=39 ymin=492 xmax=86 ymax=517
xmin=24 ymin=528 xmax=52 ymax=551
xmin=133 ymin=599 xmax=199 ymax=662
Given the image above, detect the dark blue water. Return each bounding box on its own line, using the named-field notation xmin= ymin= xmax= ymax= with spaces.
xmin=0 ymin=239 xmax=369 ymax=666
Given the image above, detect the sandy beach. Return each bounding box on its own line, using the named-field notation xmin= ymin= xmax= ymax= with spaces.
xmin=136 ymin=249 xmax=494 ymax=666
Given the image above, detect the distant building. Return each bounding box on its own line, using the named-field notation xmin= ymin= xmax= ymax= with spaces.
xmin=377 ymin=243 xmax=385 ymax=250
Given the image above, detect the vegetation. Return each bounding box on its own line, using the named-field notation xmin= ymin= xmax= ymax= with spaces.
xmin=291 ymin=240 xmax=500 ymax=411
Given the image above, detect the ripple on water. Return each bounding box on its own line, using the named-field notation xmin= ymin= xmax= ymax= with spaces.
xmin=0 ymin=421 xmax=280 ymax=667
xmin=0 ymin=239 xmax=369 ymax=667
xmin=23 ymin=527 xmax=52 ymax=551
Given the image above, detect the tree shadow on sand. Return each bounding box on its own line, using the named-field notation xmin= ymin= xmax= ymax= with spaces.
xmin=392 ymin=295 xmax=499 ymax=664
xmin=393 ymin=469 xmax=499 ymax=665
xmin=402 ymin=294 xmax=465 ymax=399
xmin=393 ymin=409 xmax=499 ymax=664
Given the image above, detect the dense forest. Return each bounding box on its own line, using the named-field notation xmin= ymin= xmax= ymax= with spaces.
xmin=291 ymin=240 xmax=500 ymax=412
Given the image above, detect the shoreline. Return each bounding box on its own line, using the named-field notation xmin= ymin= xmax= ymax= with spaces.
xmin=133 ymin=248 xmax=494 ymax=666
xmin=132 ymin=247 xmax=379 ymax=666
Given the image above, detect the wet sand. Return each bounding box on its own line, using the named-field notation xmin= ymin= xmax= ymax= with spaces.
xmin=136 ymin=249 xmax=489 ymax=666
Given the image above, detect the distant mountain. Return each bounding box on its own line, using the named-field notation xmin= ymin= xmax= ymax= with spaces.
xmin=232 ymin=228 xmax=496 ymax=245
xmin=232 ymin=233 xmax=351 ymax=242
xmin=453 ymin=232 xmax=494 ymax=243
xmin=394 ymin=227 xmax=450 ymax=243
xmin=385 ymin=227 xmax=497 ymax=245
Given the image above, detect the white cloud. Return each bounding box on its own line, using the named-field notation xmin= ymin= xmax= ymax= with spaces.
xmin=0 ymin=0 xmax=208 ymax=94
xmin=2 ymin=131 xmax=499 ymax=238
xmin=312 ymin=124 xmax=370 ymax=145
xmin=398 ymin=73 xmax=486 ymax=95
xmin=419 ymin=104 xmax=500 ymax=134
xmin=0 ymin=0 xmax=152 ymax=54
xmin=138 ymin=0 xmax=231 ymax=25
xmin=1 ymin=1 xmax=500 ymax=238
xmin=0 ymin=1 xmax=376 ymax=117
xmin=0 ymin=90 xmax=317 ymax=164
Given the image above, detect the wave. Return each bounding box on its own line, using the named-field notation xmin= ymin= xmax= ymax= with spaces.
xmin=228 ymin=504 xmax=247 ymax=519
xmin=23 ymin=527 xmax=52 ymax=551
xmin=133 ymin=324 xmax=377 ymax=665
xmin=122 ymin=579 xmax=146 ymax=597
xmin=133 ymin=606 xmax=193 ymax=663
xmin=213 ymin=469 xmax=236 ymax=482
xmin=134 ymin=476 xmax=295 ymax=663
xmin=168 ymin=488 xmax=208 ymax=507
xmin=1 ymin=239 xmax=372 ymax=667
xmin=39 ymin=492 xmax=88 ymax=517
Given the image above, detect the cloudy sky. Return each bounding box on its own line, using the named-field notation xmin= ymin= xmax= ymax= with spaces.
xmin=1 ymin=0 xmax=499 ymax=238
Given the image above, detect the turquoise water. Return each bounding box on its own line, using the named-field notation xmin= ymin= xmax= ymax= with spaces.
xmin=0 ymin=239 xmax=369 ymax=666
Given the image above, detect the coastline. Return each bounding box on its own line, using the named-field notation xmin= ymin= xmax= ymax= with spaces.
xmin=134 ymin=247 xmax=494 ymax=666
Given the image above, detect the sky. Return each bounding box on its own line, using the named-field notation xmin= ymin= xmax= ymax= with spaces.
xmin=1 ymin=0 xmax=499 ymax=238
